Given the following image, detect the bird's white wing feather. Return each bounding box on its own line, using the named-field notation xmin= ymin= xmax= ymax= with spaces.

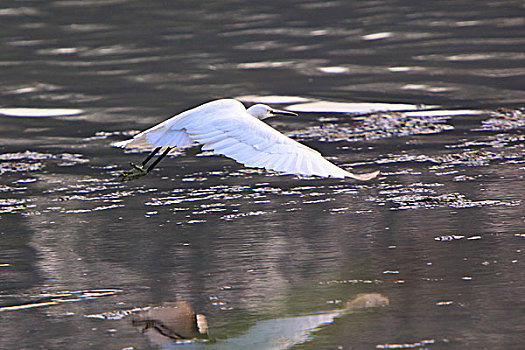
xmin=178 ymin=101 xmax=377 ymax=180
xmin=114 ymin=99 xmax=379 ymax=180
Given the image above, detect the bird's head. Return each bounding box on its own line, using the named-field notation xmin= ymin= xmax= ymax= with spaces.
xmin=246 ymin=104 xmax=298 ymax=120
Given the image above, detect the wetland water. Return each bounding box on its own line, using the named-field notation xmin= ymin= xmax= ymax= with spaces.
xmin=1 ymin=0 xmax=524 ymax=349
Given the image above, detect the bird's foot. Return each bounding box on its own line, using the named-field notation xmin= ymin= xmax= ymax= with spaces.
xmin=119 ymin=162 xmax=148 ymax=181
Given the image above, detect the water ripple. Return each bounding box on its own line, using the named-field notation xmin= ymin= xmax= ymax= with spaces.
xmin=0 ymin=289 xmax=122 ymax=312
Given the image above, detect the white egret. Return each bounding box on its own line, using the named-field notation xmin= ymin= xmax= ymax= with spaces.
xmin=114 ymin=99 xmax=379 ymax=181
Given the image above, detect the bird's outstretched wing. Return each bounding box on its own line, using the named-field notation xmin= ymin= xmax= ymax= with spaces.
xmin=114 ymin=99 xmax=379 ymax=180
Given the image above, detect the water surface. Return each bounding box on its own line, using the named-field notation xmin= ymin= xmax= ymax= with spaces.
xmin=1 ymin=1 xmax=524 ymax=349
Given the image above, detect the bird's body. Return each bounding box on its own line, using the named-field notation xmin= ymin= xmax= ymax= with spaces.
xmin=115 ymin=99 xmax=379 ymax=181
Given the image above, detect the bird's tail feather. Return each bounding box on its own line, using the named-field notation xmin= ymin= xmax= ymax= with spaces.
xmin=346 ymin=170 xmax=380 ymax=181
xmin=112 ymin=128 xmax=193 ymax=149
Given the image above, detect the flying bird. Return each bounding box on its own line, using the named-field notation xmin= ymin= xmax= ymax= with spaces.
xmin=114 ymin=99 xmax=379 ymax=181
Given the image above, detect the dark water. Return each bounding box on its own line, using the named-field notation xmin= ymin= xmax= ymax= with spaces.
xmin=1 ymin=1 xmax=524 ymax=349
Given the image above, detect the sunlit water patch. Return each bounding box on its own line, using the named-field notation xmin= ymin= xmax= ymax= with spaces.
xmin=236 ymin=95 xmax=310 ymax=104
xmin=0 ymin=161 xmax=44 ymax=175
xmin=376 ymin=339 xmax=437 ymax=349
xmin=371 ymin=189 xmax=520 ymax=211
xmin=0 ymin=151 xmax=86 ymax=162
xmin=474 ymin=108 xmax=525 ymax=132
xmin=434 ymin=234 xmax=485 ymax=242
xmin=139 ymin=178 xmax=374 ymax=225
xmin=0 ymin=151 xmax=88 ymax=176
xmin=235 ymin=96 xmax=438 ymax=116
xmin=444 ymin=133 xmax=525 ymax=150
xmin=83 ymin=130 xmax=139 ymax=142
xmin=0 ymin=108 xmax=83 ymax=117
xmin=33 ymin=177 xmax=157 ymax=215
xmin=287 ymin=111 xmax=457 ymax=143
xmin=0 ymin=289 xmax=122 ymax=312
xmin=374 ymin=142 xmax=524 ymax=171
xmin=0 ymin=198 xmax=35 ymax=214
xmin=286 ymin=101 xmax=426 ymax=114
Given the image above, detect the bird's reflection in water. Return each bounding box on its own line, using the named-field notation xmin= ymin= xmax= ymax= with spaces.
xmin=132 ymin=301 xmax=208 ymax=346
xmin=133 ymin=294 xmax=388 ymax=349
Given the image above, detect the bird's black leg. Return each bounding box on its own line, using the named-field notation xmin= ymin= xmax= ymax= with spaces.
xmin=146 ymin=146 xmax=173 ymax=173
xmin=120 ymin=146 xmax=169 ymax=181
xmin=127 ymin=146 xmax=161 ymax=172
xmin=140 ymin=147 xmax=162 ymax=167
